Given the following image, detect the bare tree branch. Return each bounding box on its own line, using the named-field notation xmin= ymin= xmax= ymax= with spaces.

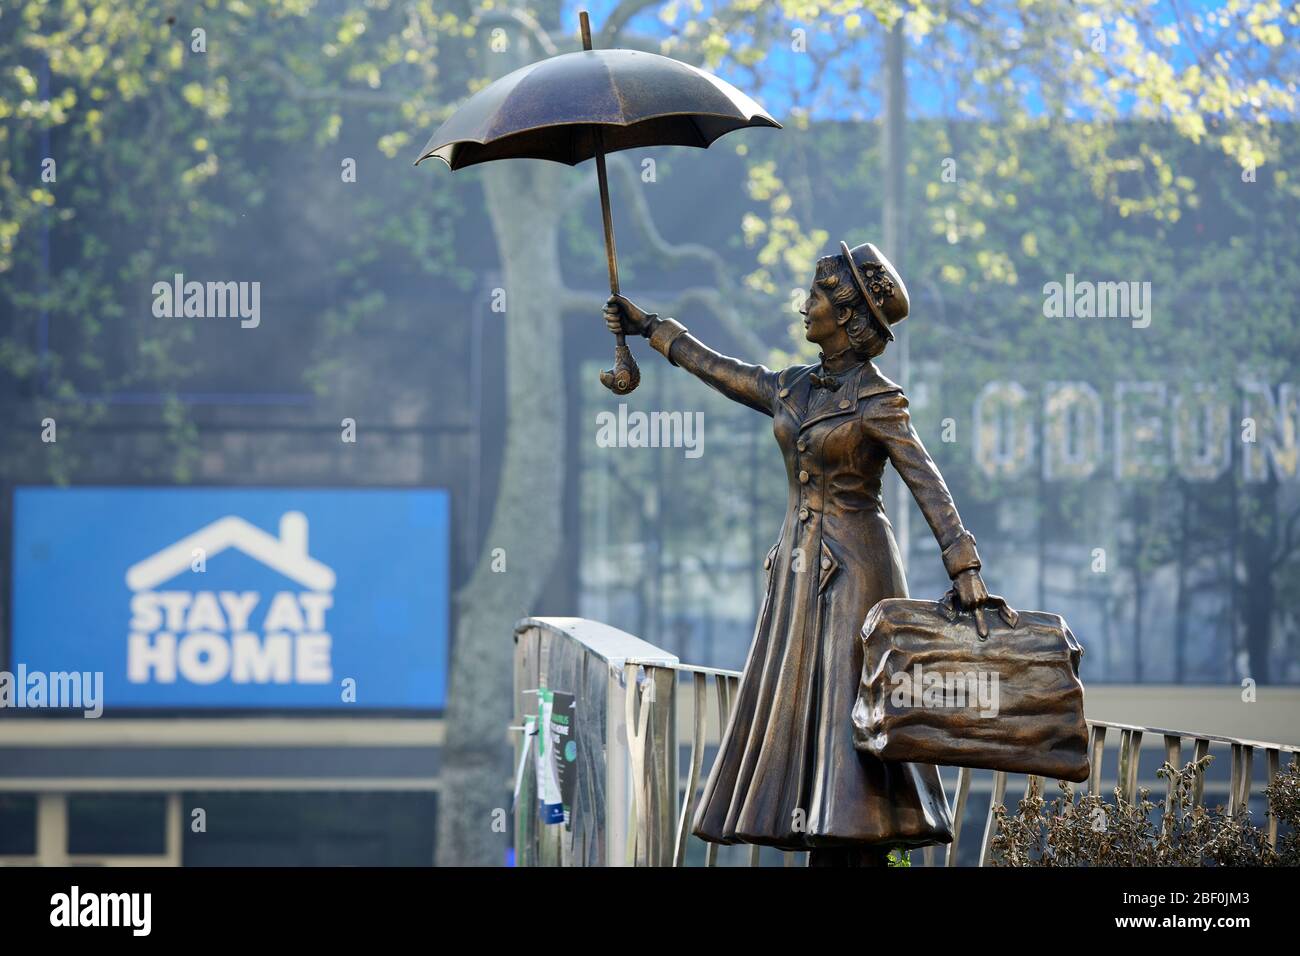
xmin=475 ymin=5 xmax=560 ymax=57
xmin=263 ymin=60 xmax=407 ymax=106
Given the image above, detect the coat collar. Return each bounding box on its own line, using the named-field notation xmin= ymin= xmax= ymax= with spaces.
xmin=777 ymin=360 xmax=904 ymax=431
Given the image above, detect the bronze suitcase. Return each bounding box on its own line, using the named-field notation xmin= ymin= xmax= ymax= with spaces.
xmin=851 ymin=594 xmax=1090 ymax=783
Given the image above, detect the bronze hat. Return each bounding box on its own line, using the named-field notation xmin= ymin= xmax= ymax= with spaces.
xmin=839 ymin=241 xmax=909 ymax=342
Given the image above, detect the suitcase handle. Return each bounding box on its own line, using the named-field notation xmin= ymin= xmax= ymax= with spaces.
xmin=939 ymin=589 xmax=1020 ymax=639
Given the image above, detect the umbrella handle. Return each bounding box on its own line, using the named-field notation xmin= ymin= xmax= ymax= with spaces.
xmin=583 ymin=11 xmax=641 ymax=396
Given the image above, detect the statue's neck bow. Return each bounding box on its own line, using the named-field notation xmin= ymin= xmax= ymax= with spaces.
xmin=812 ymin=346 xmax=863 ymax=387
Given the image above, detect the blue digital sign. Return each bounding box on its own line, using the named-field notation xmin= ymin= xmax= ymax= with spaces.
xmin=10 ymin=487 xmax=449 ymax=710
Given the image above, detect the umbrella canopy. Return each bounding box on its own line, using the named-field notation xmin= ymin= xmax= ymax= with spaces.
xmin=413 ymin=48 xmax=781 ymax=170
xmin=416 ymin=14 xmax=781 ymax=396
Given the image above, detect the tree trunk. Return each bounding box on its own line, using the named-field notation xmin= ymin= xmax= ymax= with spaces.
xmin=435 ymin=157 xmax=568 ymax=866
xmin=1239 ymin=475 xmax=1277 ymax=685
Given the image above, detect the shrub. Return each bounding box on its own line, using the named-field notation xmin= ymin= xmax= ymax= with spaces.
xmin=990 ymin=757 xmax=1299 ymax=866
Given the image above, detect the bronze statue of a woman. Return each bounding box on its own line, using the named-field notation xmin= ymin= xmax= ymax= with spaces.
xmin=603 ymin=241 xmax=994 ymax=867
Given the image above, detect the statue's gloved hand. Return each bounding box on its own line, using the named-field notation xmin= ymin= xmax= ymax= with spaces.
xmin=955 ymin=568 xmax=992 ymax=639
xmin=943 ymin=569 xmax=1018 ymax=639
xmin=953 ymin=568 xmax=988 ymax=611
xmin=604 ymin=294 xmax=656 ymax=337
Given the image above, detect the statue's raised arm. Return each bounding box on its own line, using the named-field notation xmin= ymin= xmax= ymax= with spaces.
xmin=603 ymin=294 xmax=779 ymax=416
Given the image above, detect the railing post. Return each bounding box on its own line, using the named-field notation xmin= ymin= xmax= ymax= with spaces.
xmin=1191 ymin=738 xmax=1210 ymax=808
xmin=1088 ymin=724 xmax=1107 ymax=797
xmin=1163 ymin=734 xmax=1182 ymax=819
xmin=1266 ymin=748 xmax=1281 ymax=847
xmin=704 ymin=675 xmax=735 ymax=868
xmin=978 ymin=771 xmax=1007 ymax=867
xmin=947 ymin=766 xmax=972 ymax=867
xmin=1119 ymin=728 xmax=1143 ymax=803
xmin=624 ymin=662 xmax=649 ymax=865
xmin=1228 ymin=744 xmax=1253 ymax=819
xmin=674 ymin=673 xmax=708 ymax=866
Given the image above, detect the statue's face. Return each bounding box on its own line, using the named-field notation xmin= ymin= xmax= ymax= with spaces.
xmin=801 ymin=281 xmax=842 ymax=345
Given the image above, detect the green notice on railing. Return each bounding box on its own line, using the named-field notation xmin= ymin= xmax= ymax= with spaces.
xmin=535 ymin=687 xmax=577 ymax=830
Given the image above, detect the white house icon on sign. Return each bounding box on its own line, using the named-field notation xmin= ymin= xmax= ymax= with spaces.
xmin=125 ymin=512 xmax=335 ymax=591
xmin=124 ymin=512 xmax=336 ymax=687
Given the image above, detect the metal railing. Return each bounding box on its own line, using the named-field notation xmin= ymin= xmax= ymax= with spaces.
xmin=513 ymin=617 xmax=1300 ymax=867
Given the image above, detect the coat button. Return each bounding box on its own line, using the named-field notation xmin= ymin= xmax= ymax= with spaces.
xmin=821 ymin=556 xmax=832 ymax=570
xmin=779 ymin=387 xmax=790 ymax=398
xmin=797 ymin=439 xmax=807 ymax=452
xmin=799 ymin=507 xmax=810 ymax=521
xmin=799 ymin=470 xmax=809 ymax=483
xmin=839 ymin=399 xmax=851 ymax=409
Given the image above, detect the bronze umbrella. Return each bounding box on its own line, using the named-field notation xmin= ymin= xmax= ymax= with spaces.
xmin=414 ymin=10 xmax=780 ymax=394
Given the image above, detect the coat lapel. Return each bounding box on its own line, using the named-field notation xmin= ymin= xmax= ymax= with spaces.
xmin=779 ymin=360 xmax=904 ymax=431
xmin=799 ymin=363 xmax=866 ymax=432
xmin=776 ymin=365 xmax=815 ymax=421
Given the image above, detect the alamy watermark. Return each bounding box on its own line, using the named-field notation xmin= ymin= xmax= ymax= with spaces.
xmin=595 ymin=404 xmax=704 ymax=459
xmin=890 ymin=663 xmax=999 ymax=717
xmin=0 ymin=666 xmax=103 ymax=717
xmin=50 ymin=886 xmax=150 ymax=935
xmin=1043 ymin=274 xmax=1152 ymax=329
xmin=152 ymin=273 xmax=260 ymax=328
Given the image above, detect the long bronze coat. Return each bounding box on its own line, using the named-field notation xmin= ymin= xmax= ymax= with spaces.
xmin=652 ymin=325 xmax=970 ymax=851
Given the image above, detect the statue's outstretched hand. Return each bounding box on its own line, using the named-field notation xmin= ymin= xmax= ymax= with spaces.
xmin=604 ymin=294 xmax=655 ymax=337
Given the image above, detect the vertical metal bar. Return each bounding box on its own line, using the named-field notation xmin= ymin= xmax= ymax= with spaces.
xmin=1267 ymin=748 xmax=1281 ymax=848
xmin=1129 ymin=730 xmax=1144 ymax=801
xmin=1088 ymin=724 xmax=1107 ymax=797
xmin=883 ymin=10 xmax=910 ymax=567
xmin=514 ymin=627 xmax=538 ymax=867
xmin=704 ymin=674 xmax=734 ymax=868
xmin=1191 ymin=738 xmax=1210 ymax=808
xmin=1240 ymin=746 xmax=1253 ymax=819
xmin=623 ymin=663 xmax=649 ymax=865
xmin=1228 ymin=744 xmax=1242 ymax=817
xmin=605 ymin=662 xmax=629 ymax=867
xmin=165 ymin=793 xmax=183 ymax=866
xmin=947 ymin=766 xmax=972 ymax=867
xmin=749 ymin=844 xmax=762 ymax=867
xmin=1163 ymin=735 xmax=1182 ymax=819
xmin=650 ymin=665 xmax=678 ymax=866
xmin=1228 ymin=745 xmax=1253 ymax=819
xmin=35 ymin=793 xmax=69 ymax=867
xmin=1117 ymin=729 xmax=1131 ymax=800
xmin=978 ymin=771 xmax=1007 ymax=867
xmin=1119 ymin=729 xmax=1143 ymax=802
xmin=674 ymin=673 xmax=708 ymax=866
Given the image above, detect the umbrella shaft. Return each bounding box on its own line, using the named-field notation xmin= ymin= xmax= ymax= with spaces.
xmin=593 ymin=137 xmax=624 ymax=346
xmin=582 ymin=9 xmax=624 ymax=346
xmin=594 ymin=150 xmax=619 ymax=296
